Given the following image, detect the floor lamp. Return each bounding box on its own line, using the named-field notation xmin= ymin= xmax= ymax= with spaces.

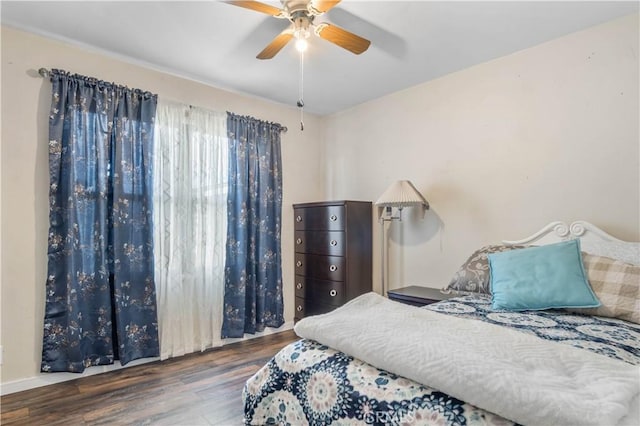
xmin=375 ymin=180 xmax=429 ymax=296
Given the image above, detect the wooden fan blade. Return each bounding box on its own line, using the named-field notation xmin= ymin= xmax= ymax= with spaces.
xmin=315 ymin=23 xmax=370 ymax=55
xmin=257 ymin=29 xmax=294 ymax=59
xmin=311 ymin=0 xmax=341 ymax=14
xmin=224 ymin=1 xmax=283 ymax=17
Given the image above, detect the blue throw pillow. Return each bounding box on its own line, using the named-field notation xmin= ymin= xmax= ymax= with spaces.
xmin=488 ymin=239 xmax=600 ymax=311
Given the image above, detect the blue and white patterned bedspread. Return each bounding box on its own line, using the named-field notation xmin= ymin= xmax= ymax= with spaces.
xmin=243 ymin=296 xmax=639 ymax=425
xmin=427 ymin=294 xmax=640 ymax=365
xmin=243 ymin=338 xmax=513 ymax=425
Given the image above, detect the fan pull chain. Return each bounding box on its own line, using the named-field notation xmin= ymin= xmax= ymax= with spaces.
xmin=297 ymin=50 xmax=305 ymax=131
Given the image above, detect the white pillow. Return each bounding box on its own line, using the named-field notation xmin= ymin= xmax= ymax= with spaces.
xmin=580 ymin=240 xmax=640 ymax=266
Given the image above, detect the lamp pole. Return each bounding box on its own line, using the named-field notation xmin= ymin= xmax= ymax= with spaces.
xmin=379 ymin=206 xmax=403 ymax=296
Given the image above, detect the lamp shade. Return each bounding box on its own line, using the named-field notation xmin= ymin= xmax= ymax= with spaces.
xmin=375 ymin=180 xmax=429 ymax=208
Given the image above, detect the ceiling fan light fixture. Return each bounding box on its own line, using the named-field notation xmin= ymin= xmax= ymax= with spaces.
xmin=295 ymin=37 xmax=308 ymax=52
xmin=294 ymin=18 xmax=310 ymax=52
xmin=227 ymin=0 xmax=370 ymax=59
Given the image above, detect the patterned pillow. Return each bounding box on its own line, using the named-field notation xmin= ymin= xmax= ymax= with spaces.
xmin=443 ymin=245 xmax=527 ymax=295
xmin=568 ymin=253 xmax=640 ymax=324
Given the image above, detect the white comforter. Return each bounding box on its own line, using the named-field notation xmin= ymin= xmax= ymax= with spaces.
xmin=294 ymin=292 xmax=640 ymax=426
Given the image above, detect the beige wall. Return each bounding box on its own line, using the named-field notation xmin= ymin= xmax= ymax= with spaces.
xmin=0 ymin=26 xmax=325 ymax=387
xmin=322 ymin=14 xmax=639 ymax=293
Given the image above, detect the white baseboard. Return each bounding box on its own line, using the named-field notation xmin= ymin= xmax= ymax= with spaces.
xmin=0 ymin=321 xmax=294 ymax=396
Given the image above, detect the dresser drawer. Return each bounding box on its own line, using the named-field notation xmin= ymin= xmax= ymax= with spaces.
xmin=294 ymin=230 xmax=344 ymax=256
xmin=294 ymin=205 xmax=345 ymax=231
xmin=305 ymin=301 xmax=339 ymax=317
xmin=295 ymin=253 xmax=345 ymax=281
xmin=295 ymin=275 xmax=346 ymax=306
xmin=294 ymin=296 xmax=306 ymax=320
xmin=295 ymin=297 xmax=338 ymax=319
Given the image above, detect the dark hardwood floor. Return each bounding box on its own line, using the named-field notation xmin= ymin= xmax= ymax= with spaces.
xmin=1 ymin=330 xmax=298 ymax=425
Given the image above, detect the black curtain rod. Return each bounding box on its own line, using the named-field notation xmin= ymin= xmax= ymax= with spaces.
xmin=38 ymin=68 xmax=288 ymax=133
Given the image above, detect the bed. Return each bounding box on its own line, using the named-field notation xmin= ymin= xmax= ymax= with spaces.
xmin=243 ymin=221 xmax=640 ymax=425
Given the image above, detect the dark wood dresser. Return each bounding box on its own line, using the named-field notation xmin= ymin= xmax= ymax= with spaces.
xmin=293 ymin=200 xmax=372 ymax=321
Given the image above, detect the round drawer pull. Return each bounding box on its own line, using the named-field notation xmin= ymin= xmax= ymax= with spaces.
xmin=296 ymin=282 xmax=302 ymax=290
xmin=296 ymin=261 xmax=302 ymax=267
xmin=330 ymin=214 xmax=338 ymax=221
xmin=296 ymin=238 xmax=302 ymax=245
xmin=330 ymin=239 xmax=337 ymax=246
xmin=296 ymin=215 xmax=302 ymax=222
xmin=330 ymin=289 xmax=337 ymax=297
xmin=329 ymin=264 xmax=337 ymax=272
xmin=296 ymin=305 xmax=303 ymax=312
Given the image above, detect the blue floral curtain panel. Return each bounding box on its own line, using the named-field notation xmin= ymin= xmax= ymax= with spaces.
xmin=222 ymin=113 xmax=284 ymax=338
xmin=42 ymin=69 xmax=159 ymax=372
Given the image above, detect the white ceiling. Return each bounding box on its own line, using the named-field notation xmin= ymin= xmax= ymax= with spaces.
xmin=2 ymin=1 xmax=638 ymax=115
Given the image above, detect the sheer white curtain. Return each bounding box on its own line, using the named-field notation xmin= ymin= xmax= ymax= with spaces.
xmin=153 ymin=100 xmax=228 ymax=360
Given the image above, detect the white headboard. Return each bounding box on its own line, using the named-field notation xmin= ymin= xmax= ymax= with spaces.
xmin=502 ymin=220 xmax=640 ymax=266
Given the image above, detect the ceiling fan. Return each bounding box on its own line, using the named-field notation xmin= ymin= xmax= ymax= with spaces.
xmin=225 ymin=0 xmax=371 ymax=59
